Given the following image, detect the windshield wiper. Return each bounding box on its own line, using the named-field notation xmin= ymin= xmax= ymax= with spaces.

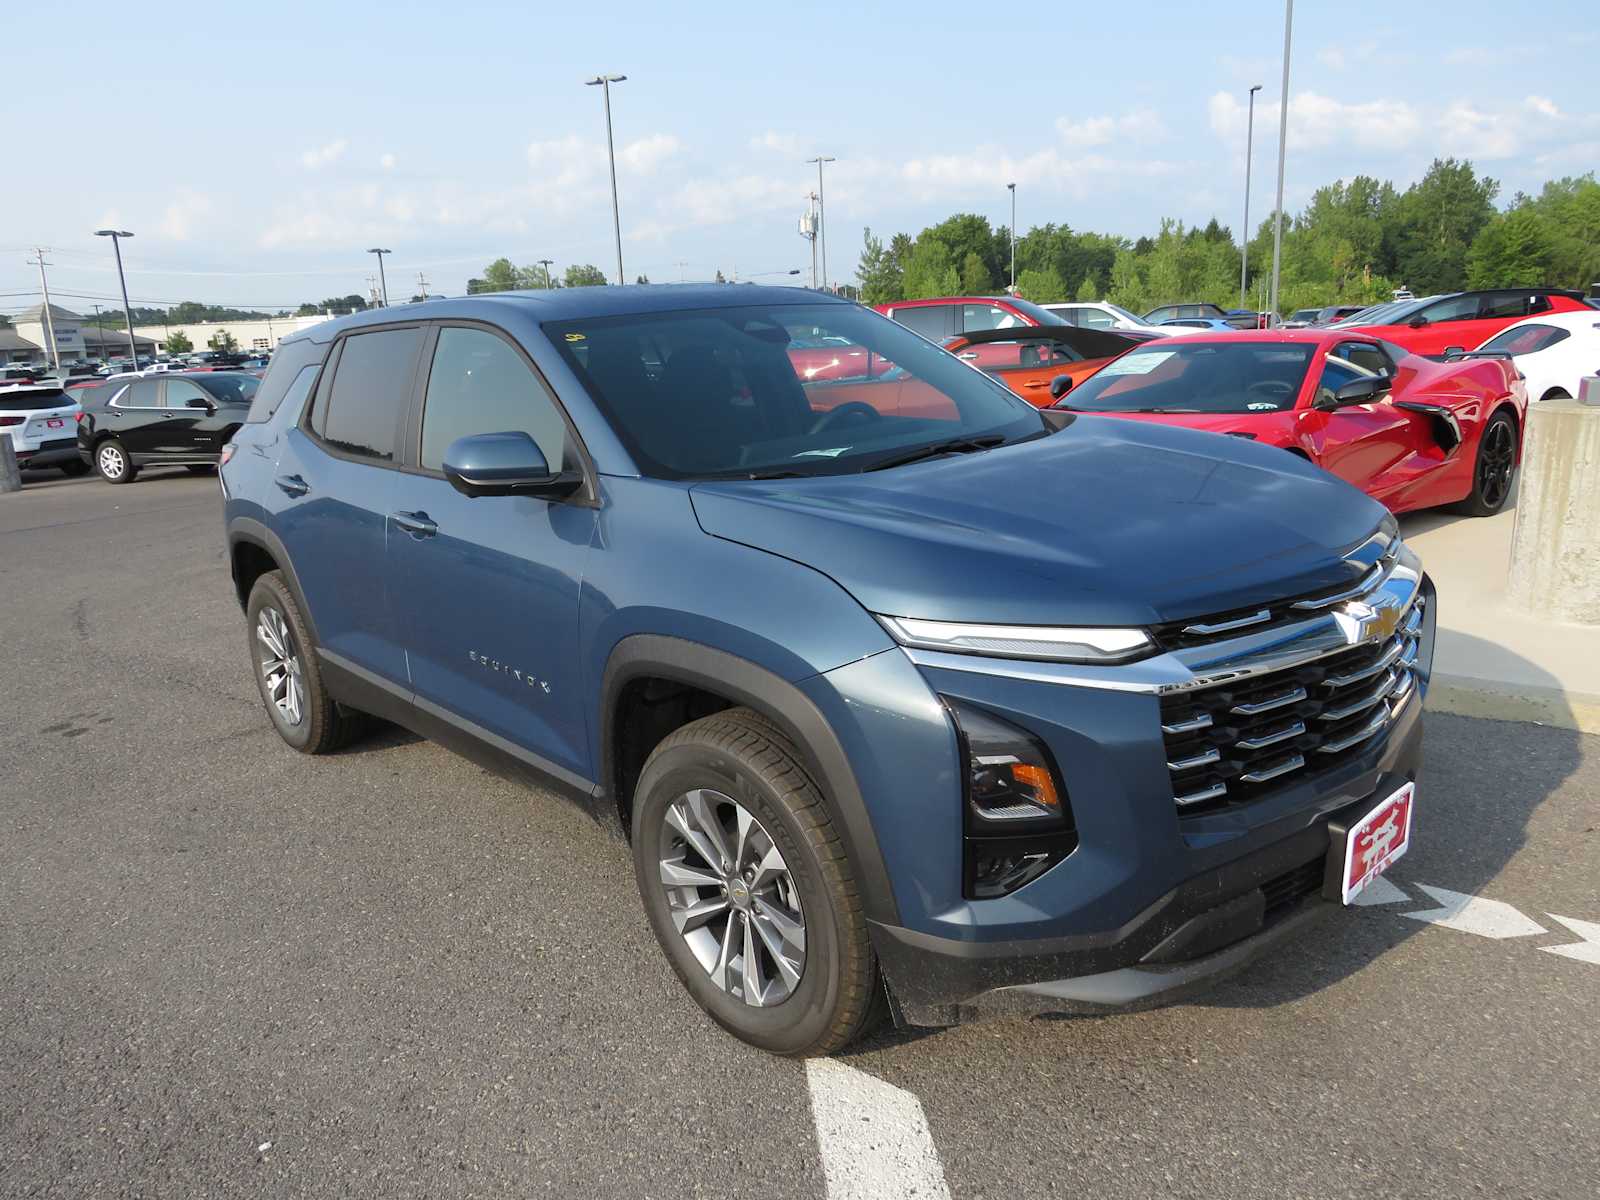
xmin=745 ymin=468 xmax=810 ymax=480
xmin=863 ymin=434 xmax=1007 ymax=472
xmin=1130 ymin=407 xmax=1203 ymax=414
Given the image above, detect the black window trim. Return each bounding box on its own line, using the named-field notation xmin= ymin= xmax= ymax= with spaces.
xmin=108 ymin=379 xmax=162 ymax=411
xmin=299 ymin=322 xmax=425 ymax=469
xmin=398 ymin=318 xmax=599 ymax=507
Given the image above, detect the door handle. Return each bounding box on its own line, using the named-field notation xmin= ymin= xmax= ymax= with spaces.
xmin=391 ymin=510 xmax=437 ymax=538
xmin=1023 ymin=380 xmax=1050 ymax=388
xmin=274 ymin=473 xmax=310 ymax=497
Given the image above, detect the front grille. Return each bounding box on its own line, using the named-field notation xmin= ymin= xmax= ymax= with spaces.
xmin=1160 ymin=596 xmax=1424 ymax=813
xmin=1151 ymin=535 xmax=1399 ymax=652
xmin=1261 ymin=856 xmax=1325 ymax=920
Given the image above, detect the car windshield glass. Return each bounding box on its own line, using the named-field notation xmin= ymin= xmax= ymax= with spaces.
xmin=998 ymin=297 xmax=1068 ymax=326
xmin=1104 ymin=303 xmax=1145 ymax=325
xmin=1064 ymin=341 xmax=1316 ymax=414
xmin=545 ymin=303 xmax=1046 ymax=479
xmin=194 ymin=373 xmax=260 ymax=405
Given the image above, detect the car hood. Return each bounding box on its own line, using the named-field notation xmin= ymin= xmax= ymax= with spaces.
xmin=689 ymin=417 xmax=1391 ymax=627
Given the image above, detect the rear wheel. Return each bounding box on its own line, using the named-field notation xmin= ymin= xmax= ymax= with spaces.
xmin=1457 ymin=410 xmax=1517 ymax=516
xmin=95 ymin=439 xmax=136 ymax=484
xmin=246 ymin=571 xmax=364 ymax=754
xmin=631 ymin=708 xmax=880 ymax=1056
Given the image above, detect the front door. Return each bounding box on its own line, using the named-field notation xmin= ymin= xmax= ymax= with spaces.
xmin=160 ymin=377 xmax=235 ymax=456
xmin=1304 ymin=342 xmax=1413 ymax=492
xmin=388 ymin=323 xmax=597 ymax=782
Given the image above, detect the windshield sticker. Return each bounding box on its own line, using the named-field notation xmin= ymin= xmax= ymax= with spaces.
xmin=1098 ymin=351 xmax=1173 ymax=377
xmin=794 ymin=446 xmax=852 ymax=458
xmin=1247 ymin=401 xmax=1277 ymax=410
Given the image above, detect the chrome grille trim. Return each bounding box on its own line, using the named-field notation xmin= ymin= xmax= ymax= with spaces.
xmin=1323 ymin=639 xmax=1405 ymax=688
xmin=1161 ymin=712 xmax=1213 ymax=735
xmin=1240 ymin=754 xmax=1306 ymax=784
xmin=1183 ymin=609 xmax=1272 ymax=636
xmin=1235 ymin=720 xmax=1306 ymax=751
xmin=1168 ymin=747 xmax=1222 ymax=772
xmin=1317 ymin=707 xmax=1389 ymax=754
xmin=1318 ymin=670 xmax=1397 ymax=721
xmin=1291 ymin=562 xmax=1386 ymax=610
xmin=1175 ymin=781 xmax=1229 ymax=807
xmin=1231 ymin=684 xmax=1307 ymax=716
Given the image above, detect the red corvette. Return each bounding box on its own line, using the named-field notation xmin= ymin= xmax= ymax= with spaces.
xmin=1056 ymin=330 xmax=1526 ymax=516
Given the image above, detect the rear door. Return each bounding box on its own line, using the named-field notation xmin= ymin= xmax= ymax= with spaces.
xmin=889 ymin=304 xmax=957 ymax=341
xmin=273 ymin=324 xmax=424 ymax=689
xmin=106 ymin=378 xmax=165 ymax=457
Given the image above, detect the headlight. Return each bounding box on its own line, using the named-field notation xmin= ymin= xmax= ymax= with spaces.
xmin=878 ymin=615 xmax=1153 ymax=664
xmin=945 ymin=699 xmax=1077 ymax=899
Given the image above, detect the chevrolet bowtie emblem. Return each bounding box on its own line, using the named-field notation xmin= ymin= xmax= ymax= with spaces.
xmin=1335 ymin=599 xmax=1401 ymax=646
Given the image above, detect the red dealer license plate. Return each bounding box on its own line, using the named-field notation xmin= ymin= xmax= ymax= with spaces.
xmin=46 ymin=418 xmax=64 ymax=428
xmin=1335 ymin=782 xmax=1414 ymax=904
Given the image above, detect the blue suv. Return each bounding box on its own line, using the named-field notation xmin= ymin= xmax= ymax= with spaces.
xmin=221 ymin=286 xmax=1434 ymax=1055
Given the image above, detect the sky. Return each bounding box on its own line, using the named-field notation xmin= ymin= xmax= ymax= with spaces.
xmin=4 ymin=0 xmax=1597 ymax=315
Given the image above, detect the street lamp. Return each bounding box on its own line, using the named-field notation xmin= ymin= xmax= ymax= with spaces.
xmin=1268 ymin=0 xmax=1294 ymax=320
xmin=1007 ymin=182 xmax=1017 ymax=292
xmin=94 ymin=229 xmax=139 ymax=367
xmin=806 ymin=156 xmax=835 ymax=291
xmin=367 ymin=248 xmax=391 ymax=306
xmin=585 ymin=73 xmax=628 ymax=285
xmin=1240 ymin=84 xmax=1262 ymax=310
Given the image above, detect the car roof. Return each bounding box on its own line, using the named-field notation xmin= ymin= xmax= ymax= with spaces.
xmin=308 ymin=284 xmax=849 ymax=341
xmin=1126 ymin=329 xmax=1355 ymax=347
xmin=1491 ymin=310 xmax=1600 ymax=334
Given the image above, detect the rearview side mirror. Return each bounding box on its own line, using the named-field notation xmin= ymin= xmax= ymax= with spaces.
xmin=1407 ymin=315 xmax=1429 ymax=329
xmin=1049 ymin=374 xmax=1075 ymax=399
xmin=442 ymin=431 xmax=582 ymax=500
xmin=1314 ymin=376 xmax=1388 ymax=411
xmin=185 ymin=397 xmax=215 ymax=412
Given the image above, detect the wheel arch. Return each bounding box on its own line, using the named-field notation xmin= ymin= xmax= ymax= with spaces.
xmin=599 ymin=633 xmax=899 ymax=925
xmin=226 ymin=517 xmax=322 ymax=647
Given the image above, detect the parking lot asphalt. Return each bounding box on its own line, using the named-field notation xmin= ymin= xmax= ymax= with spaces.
xmin=3 ymin=469 xmax=1597 ymax=1199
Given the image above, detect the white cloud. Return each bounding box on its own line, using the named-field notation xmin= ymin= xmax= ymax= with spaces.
xmin=159 ymin=190 xmax=212 ymax=241
xmin=379 ymin=152 xmax=397 ymax=170
xmin=1056 ymin=109 xmax=1167 ymax=147
xmin=749 ymin=130 xmax=806 ymax=155
xmin=619 ymin=133 xmax=681 ymax=174
xmin=299 ymin=138 xmax=348 ymax=169
xmin=1317 ymin=47 xmax=1347 ymax=70
xmin=1524 ymin=95 xmax=1561 ymax=118
xmin=1208 ymin=89 xmax=1422 ymax=152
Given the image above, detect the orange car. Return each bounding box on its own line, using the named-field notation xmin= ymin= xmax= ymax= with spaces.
xmin=943 ymin=326 xmax=1152 ymax=407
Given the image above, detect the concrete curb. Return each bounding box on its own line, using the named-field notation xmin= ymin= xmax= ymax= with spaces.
xmin=1426 ymin=673 xmax=1600 ymax=735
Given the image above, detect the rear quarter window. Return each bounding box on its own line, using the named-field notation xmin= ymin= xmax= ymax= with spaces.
xmin=246 ymin=338 xmax=327 ymax=423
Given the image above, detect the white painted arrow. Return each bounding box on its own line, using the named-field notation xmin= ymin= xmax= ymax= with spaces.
xmin=806 ymin=1059 xmax=951 ymax=1200
xmin=1351 ymin=875 xmax=1409 ymax=906
xmin=1541 ymin=915 xmax=1600 ymax=966
xmin=1401 ymin=885 xmax=1547 ymax=939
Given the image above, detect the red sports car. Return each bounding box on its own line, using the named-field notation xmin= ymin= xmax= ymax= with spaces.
xmin=1342 ymin=287 xmax=1592 ymax=357
xmin=1055 ymin=329 xmax=1526 ymax=516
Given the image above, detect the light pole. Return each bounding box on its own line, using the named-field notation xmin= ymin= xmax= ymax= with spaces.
xmin=367 ymin=248 xmax=391 ymax=306
xmin=1007 ymin=182 xmax=1017 ymax=292
xmin=1240 ymin=84 xmax=1262 ymax=310
xmin=27 ymin=249 xmax=60 ymax=374
xmin=94 ymin=229 xmax=139 ymax=366
xmin=537 ymin=258 xmax=555 ymax=289
xmin=806 ymin=156 xmax=835 ymax=291
xmin=585 ymin=73 xmax=628 ymax=285
xmin=1268 ymin=0 xmax=1294 ymax=319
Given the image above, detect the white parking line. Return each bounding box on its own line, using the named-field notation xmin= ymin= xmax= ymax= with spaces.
xmin=805 ymin=1059 xmax=951 ymax=1200
xmin=1542 ymin=915 xmax=1600 ymax=965
xmin=1401 ymin=884 xmax=1549 ymax=938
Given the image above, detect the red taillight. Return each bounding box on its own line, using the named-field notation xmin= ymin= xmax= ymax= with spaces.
xmin=219 ymin=442 xmax=236 ymax=467
xmin=75 ymin=411 xmax=87 ymax=423
xmin=0 ymin=415 xmax=23 ymax=427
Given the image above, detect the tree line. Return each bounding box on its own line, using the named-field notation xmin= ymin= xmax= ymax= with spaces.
xmin=856 ymin=160 xmax=1600 ymax=315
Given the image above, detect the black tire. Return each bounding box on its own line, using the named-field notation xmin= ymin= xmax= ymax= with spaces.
xmin=94 ymin=438 xmax=137 ymax=484
xmin=245 ymin=570 xmax=364 ymax=754
xmin=186 ymin=464 xmax=216 ymax=475
xmin=1456 ymin=410 xmax=1518 ymax=516
xmin=631 ymin=708 xmax=880 ymax=1056
xmin=59 ymin=460 xmax=91 ymax=477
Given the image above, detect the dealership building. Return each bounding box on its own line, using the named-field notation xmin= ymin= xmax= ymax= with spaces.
xmin=132 ymin=313 xmax=329 ymax=355
xmin=3 ymin=303 xmax=160 ymax=365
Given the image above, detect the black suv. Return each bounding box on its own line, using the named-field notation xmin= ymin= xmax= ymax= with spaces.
xmin=76 ymin=371 xmax=259 ymax=483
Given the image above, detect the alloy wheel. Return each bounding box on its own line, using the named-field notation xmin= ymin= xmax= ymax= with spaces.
xmin=256 ymin=606 xmax=305 ymax=726
xmin=97 ymin=444 xmax=124 ymax=478
xmin=1478 ymin=419 xmax=1515 ymax=509
xmin=657 ymin=788 xmax=806 ymax=1007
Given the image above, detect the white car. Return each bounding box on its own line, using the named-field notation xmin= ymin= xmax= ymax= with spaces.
xmin=0 ymin=383 xmax=88 ymax=476
xmin=1474 ymin=310 xmax=1600 ymax=403
xmin=1042 ymin=301 xmax=1181 ymax=337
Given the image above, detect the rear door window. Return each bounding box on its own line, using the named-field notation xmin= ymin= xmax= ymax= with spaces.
xmin=309 ymin=327 xmax=422 ymax=462
xmin=891 ymin=304 xmax=955 ymax=340
xmin=961 ymin=304 xmax=1026 ymax=332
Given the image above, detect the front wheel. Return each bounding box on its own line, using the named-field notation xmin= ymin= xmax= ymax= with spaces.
xmin=94 ymin=439 xmax=136 ymax=484
xmin=631 ymin=709 xmax=881 ymax=1056
xmin=1457 ymin=410 xmax=1517 ymax=516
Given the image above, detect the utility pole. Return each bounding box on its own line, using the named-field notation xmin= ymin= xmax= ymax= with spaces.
xmin=367 ymin=248 xmax=391 ymax=306
xmin=1240 ymin=83 xmax=1262 ymax=310
xmin=675 ymin=260 xmax=689 ymax=283
xmin=95 ymin=230 xmax=139 ymax=367
xmin=91 ymin=303 xmax=104 ymax=359
xmin=1268 ymin=0 xmax=1294 ymax=319
xmin=27 ymin=249 xmax=62 ymax=374
xmin=1007 ymin=182 xmax=1017 ymax=292
xmin=585 ymin=73 xmax=628 ymax=285
xmin=537 ymin=258 xmax=555 ymax=289
xmin=415 ymin=271 xmax=430 ymax=300
xmin=806 ymin=156 xmax=835 ymax=291
xmin=801 ymin=192 xmax=819 ymax=289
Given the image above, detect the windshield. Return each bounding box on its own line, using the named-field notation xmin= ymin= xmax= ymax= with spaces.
xmin=1333 ymin=296 xmax=1441 ymax=327
xmin=546 ymin=303 xmax=1046 ymax=479
xmin=194 ymin=373 xmax=261 ymax=405
xmin=1062 ymin=341 xmax=1316 ymax=414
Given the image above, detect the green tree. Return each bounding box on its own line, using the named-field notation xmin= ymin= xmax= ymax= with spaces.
xmin=920 ymin=213 xmax=1007 ymax=286
xmin=1074 ymin=275 xmax=1099 ymax=302
xmin=901 ymin=239 xmax=959 ymax=299
xmin=165 ymin=331 xmax=193 ymax=354
xmin=1013 ymin=266 xmax=1066 ymax=304
xmin=856 ymin=227 xmax=904 ymax=305
xmin=563 ymin=264 xmax=608 ymax=287
xmin=207 ymin=329 xmax=238 ymax=352
xmin=1386 ymin=158 xmax=1499 ymax=294
xmin=1467 ymin=208 xmax=1557 ymax=288
xmin=635 ymin=274 xmax=651 ymax=285
xmin=958 ymin=250 xmax=992 ymax=294
xmin=474 ymin=258 xmax=520 ymax=293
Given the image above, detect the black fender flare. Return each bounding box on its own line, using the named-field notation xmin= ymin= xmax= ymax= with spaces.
xmin=226 ymin=516 xmax=322 ymax=648
xmin=599 ymin=634 xmax=900 ymax=925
